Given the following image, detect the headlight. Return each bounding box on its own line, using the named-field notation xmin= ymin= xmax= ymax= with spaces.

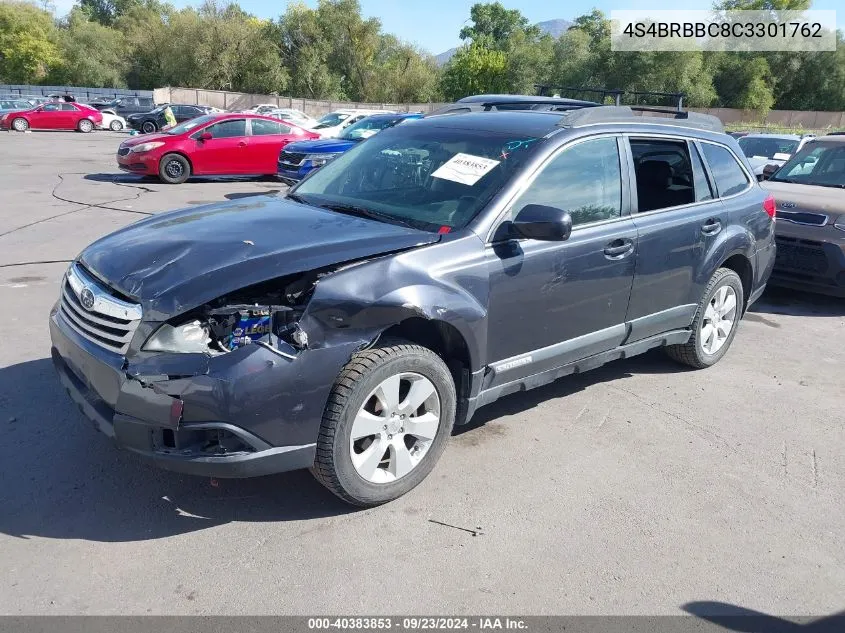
xmin=131 ymin=142 xmax=165 ymax=153
xmin=305 ymin=153 xmax=338 ymax=167
xmin=834 ymin=215 xmax=845 ymax=232
xmin=144 ymin=320 xmax=211 ymax=353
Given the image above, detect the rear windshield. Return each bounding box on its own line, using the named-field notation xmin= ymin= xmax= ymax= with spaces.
xmin=292 ymin=124 xmax=543 ymax=231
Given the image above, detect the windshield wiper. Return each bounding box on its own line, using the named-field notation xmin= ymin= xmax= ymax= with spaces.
xmin=286 ymin=191 xmax=308 ymax=204
xmin=318 ymin=202 xmax=417 ymax=229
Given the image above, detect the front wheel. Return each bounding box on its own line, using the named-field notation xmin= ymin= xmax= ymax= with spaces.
xmin=158 ymin=153 xmax=190 ymax=184
xmin=11 ymin=117 xmax=28 ymax=132
xmin=665 ymin=268 xmax=744 ymax=369
xmin=312 ymin=341 xmax=456 ymax=507
xmin=77 ymin=118 xmax=94 ymax=133
xmin=109 ymin=120 xmax=123 ymax=131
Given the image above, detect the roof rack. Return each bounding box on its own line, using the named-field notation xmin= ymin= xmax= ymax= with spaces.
xmin=556 ymin=105 xmax=724 ymax=133
xmin=534 ymin=86 xmax=686 ymax=111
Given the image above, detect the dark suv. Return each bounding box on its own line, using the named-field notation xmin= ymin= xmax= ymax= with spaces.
xmin=127 ymin=104 xmax=215 ymax=134
xmin=89 ymin=96 xmax=155 ymax=117
xmin=50 ymin=99 xmax=776 ymax=506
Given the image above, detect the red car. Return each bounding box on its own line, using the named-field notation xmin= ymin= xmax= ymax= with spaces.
xmin=0 ymin=102 xmax=103 ymax=133
xmin=116 ymin=113 xmax=319 ymax=184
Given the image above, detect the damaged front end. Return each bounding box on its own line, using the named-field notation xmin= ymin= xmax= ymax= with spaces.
xmin=50 ymin=263 xmax=372 ymax=478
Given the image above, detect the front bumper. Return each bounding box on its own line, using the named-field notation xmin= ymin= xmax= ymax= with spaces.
xmin=50 ymin=308 xmax=317 ymax=478
xmin=117 ymin=151 xmax=158 ymax=175
xmin=771 ymin=225 xmax=845 ymax=297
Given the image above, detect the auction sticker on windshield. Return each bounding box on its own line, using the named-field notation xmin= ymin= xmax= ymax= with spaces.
xmin=432 ymin=153 xmax=500 ymax=186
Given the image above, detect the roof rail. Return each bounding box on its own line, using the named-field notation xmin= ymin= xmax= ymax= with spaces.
xmin=556 ymin=106 xmax=724 ymax=133
xmin=535 ymin=86 xmax=686 ymax=111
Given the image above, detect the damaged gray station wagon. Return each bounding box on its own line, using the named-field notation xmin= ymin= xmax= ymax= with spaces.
xmin=50 ymin=96 xmax=776 ymax=506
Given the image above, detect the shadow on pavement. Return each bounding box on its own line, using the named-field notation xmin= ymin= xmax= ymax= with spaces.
xmin=682 ymin=601 xmax=845 ymax=632
xmin=0 ymin=357 xmax=355 ymax=543
xmin=751 ymin=286 xmax=844 ymax=317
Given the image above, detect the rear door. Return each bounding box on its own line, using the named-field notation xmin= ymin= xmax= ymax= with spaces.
xmin=60 ymin=103 xmax=81 ymax=129
xmin=247 ymin=118 xmax=292 ymax=173
xmin=189 ymin=118 xmax=249 ymax=175
xmin=624 ymin=135 xmax=730 ymax=341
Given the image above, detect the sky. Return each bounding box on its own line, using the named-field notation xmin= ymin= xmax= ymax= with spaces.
xmin=53 ymin=0 xmax=842 ymax=56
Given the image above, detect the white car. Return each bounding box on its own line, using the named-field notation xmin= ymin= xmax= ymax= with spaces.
xmin=309 ymin=109 xmax=395 ymax=138
xmin=737 ymin=133 xmax=813 ymax=178
xmin=266 ymin=108 xmax=317 ymax=129
xmin=99 ymin=109 xmax=127 ymax=131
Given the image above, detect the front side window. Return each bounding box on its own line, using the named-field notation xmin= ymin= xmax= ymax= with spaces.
xmin=511 ymin=136 xmax=622 ymax=226
xmin=206 ymin=119 xmax=246 ymax=138
xmin=630 ymin=138 xmax=696 ymax=212
xmin=292 ymin=125 xmax=544 ymax=231
xmin=42 ymin=103 xmax=60 ymax=112
xmin=700 ymin=143 xmax=750 ymax=197
xmin=250 ymin=119 xmax=282 ymax=136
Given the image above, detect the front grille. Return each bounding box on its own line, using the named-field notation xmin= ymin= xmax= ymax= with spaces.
xmin=279 ymin=151 xmax=305 ymax=167
xmin=59 ymin=264 xmax=142 ymax=354
xmin=776 ymin=209 xmax=828 ymax=227
xmin=775 ymin=236 xmax=829 ymax=275
xmin=117 ymin=147 xmax=130 ymax=157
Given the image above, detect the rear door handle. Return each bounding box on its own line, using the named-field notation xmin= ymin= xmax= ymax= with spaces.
xmin=701 ymin=218 xmax=722 ymax=235
xmin=604 ymin=238 xmax=634 ymax=259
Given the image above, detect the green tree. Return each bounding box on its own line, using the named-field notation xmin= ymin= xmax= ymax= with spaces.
xmin=459 ymin=1 xmax=540 ymax=50
xmin=440 ymin=42 xmax=508 ymax=100
xmin=48 ymin=8 xmax=127 ymax=87
xmin=0 ymin=1 xmax=59 ymax=83
xmin=276 ymin=1 xmax=343 ymax=99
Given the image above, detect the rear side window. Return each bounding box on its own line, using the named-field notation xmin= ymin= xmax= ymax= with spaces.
xmin=60 ymin=103 xmax=78 ymax=111
xmin=513 ymin=136 xmax=622 ymax=227
xmin=700 ymin=143 xmax=750 ymax=197
xmin=629 ymin=138 xmax=696 ymax=212
xmin=691 ymin=143 xmax=714 ymax=202
xmin=207 ymin=119 xmax=246 ymax=138
xmin=250 ymin=119 xmax=283 ymax=136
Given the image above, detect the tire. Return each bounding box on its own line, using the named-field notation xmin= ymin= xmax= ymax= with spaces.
xmin=109 ymin=120 xmax=123 ymax=131
xmin=11 ymin=117 xmax=28 ymax=132
xmin=77 ymin=118 xmax=94 ymax=133
xmin=141 ymin=121 xmax=157 ymax=134
xmin=312 ymin=340 xmax=456 ymax=507
xmin=665 ymin=268 xmax=744 ymax=369
xmin=158 ymin=153 xmax=191 ymax=184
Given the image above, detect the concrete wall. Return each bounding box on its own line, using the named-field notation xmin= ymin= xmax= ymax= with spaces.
xmin=2 ymin=84 xmax=153 ymax=100
xmin=155 ymin=86 xmax=845 ymax=130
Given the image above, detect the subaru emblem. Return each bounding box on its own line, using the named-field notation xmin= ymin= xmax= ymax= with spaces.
xmin=80 ymin=287 xmax=95 ymax=310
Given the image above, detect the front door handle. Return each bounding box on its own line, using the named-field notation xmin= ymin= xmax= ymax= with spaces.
xmin=238 ymin=141 xmax=247 ymax=147
xmin=701 ymin=218 xmax=722 ymax=235
xmin=604 ymin=238 xmax=634 ymax=259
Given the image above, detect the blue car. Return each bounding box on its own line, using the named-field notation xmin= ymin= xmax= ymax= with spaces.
xmin=278 ymin=112 xmax=422 ymax=183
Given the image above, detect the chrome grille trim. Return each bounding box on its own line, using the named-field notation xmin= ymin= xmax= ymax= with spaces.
xmin=776 ymin=209 xmax=828 ymax=227
xmin=59 ymin=263 xmax=142 ymax=354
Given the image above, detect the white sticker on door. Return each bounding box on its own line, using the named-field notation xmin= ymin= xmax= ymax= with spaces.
xmin=431 ymin=153 xmax=500 ymax=186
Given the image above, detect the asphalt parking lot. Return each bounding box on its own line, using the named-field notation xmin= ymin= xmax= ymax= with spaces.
xmin=0 ymin=130 xmax=843 ymax=617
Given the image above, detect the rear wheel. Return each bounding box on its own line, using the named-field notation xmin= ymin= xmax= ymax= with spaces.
xmin=11 ymin=118 xmax=28 ymax=132
xmin=77 ymin=118 xmax=94 ymax=133
xmin=158 ymin=153 xmax=190 ymax=184
xmin=109 ymin=119 xmax=123 ymax=131
xmin=312 ymin=341 xmax=456 ymax=507
xmin=141 ymin=121 xmax=157 ymax=134
xmin=665 ymin=268 xmax=744 ymax=369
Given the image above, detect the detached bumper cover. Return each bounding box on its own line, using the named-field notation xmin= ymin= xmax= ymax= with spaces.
xmin=50 ymin=310 xmax=318 ymax=478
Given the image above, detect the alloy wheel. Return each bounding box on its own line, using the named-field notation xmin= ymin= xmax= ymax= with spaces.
xmin=12 ymin=118 xmax=27 ymax=132
xmin=349 ymin=372 xmax=441 ymax=483
xmin=701 ymin=285 xmax=737 ymax=355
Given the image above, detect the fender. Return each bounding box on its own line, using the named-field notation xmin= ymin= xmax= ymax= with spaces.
xmin=701 ymin=222 xmax=755 ymax=285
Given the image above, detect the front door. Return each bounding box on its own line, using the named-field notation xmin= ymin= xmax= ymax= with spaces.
xmin=190 ymin=118 xmax=250 ymax=175
xmin=30 ymin=103 xmax=61 ymax=129
xmin=485 ymin=135 xmax=637 ymax=387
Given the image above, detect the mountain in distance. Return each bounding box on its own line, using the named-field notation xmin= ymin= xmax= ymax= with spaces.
xmin=434 ymin=18 xmax=573 ymax=66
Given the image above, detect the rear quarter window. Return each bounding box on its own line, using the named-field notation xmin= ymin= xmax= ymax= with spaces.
xmin=700 ymin=142 xmax=750 ymax=197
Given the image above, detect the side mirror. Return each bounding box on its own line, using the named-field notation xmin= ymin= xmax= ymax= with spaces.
xmin=198 ymin=131 xmax=212 ymax=141
xmin=761 ymin=164 xmax=778 ymax=180
xmin=512 ymin=204 xmax=573 ymax=241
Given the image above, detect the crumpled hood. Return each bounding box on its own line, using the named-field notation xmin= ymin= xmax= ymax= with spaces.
xmin=79 ymin=197 xmax=439 ymax=321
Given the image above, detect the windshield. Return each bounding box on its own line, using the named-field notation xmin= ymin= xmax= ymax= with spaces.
xmin=313 ymin=112 xmax=350 ymax=129
xmin=340 ymin=117 xmax=401 ymax=140
xmin=291 ymin=124 xmax=542 ymax=231
xmin=166 ymin=114 xmax=217 ymax=135
xmin=771 ymin=142 xmax=845 ymax=187
xmin=738 ymin=136 xmax=799 ymax=160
